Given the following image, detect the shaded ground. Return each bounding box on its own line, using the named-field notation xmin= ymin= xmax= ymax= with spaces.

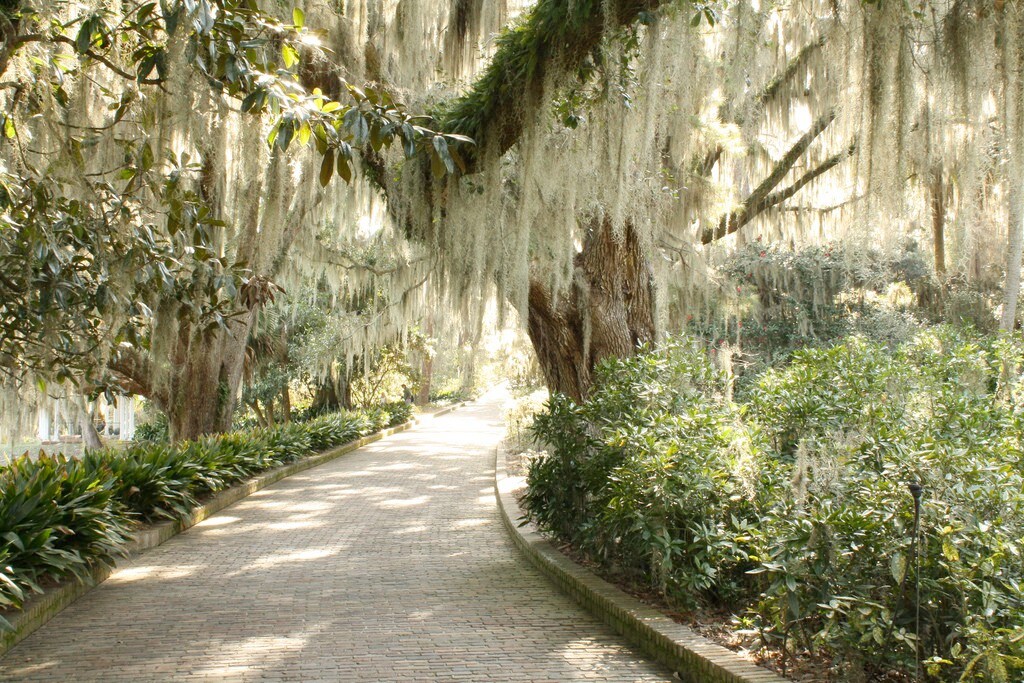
xmin=0 ymin=389 xmax=673 ymax=682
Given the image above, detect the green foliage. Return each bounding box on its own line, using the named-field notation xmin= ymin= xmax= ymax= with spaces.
xmin=0 ymin=453 xmax=130 ymax=624
xmin=712 ymin=240 xmax=929 ymax=358
xmin=526 ymin=340 xmax=758 ymax=604
xmin=134 ymin=413 xmax=169 ymax=443
xmin=435 ymin=0 xmax=697 ymax=162
xmin=524 ymin=330 xmax=1024 ymax=680
xmin=429 ymin=388 xmax=471 ymax=404
xmin=0 ymin=402 xmax=413 ymax=621
xmin=0 ymin=0 xmax=457 ymax=392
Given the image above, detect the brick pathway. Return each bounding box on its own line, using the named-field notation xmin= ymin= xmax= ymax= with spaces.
xmin=0 ymin=392 xmax=673 ymax=682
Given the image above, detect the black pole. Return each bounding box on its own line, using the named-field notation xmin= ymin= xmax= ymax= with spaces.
xmin=908 ymin=482 xmax=924 ymax=682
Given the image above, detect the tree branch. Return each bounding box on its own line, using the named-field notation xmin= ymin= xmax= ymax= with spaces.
xmin=107 ymin=345 xmax=161 ymax=405
xmin=755 ymin=34 xmax=828 ymax=113
xmin=689 ymin=33 xmax=828 ymax=179
xmin=702 ymin=110 xmax=838 ymax=244
xmin=704 ymin=140 xmax=856 ymax=244
xmin=49 ymin=35 xmax=162 ymax=85
xmin=438 ymin=0 xmax=671 ymax=171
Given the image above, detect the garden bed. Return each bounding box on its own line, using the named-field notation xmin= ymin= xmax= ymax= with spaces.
xmin=0 ymin=402 xmax=417 ymax=653
xmin=518 ymin=330 xmax=1024 ymax=682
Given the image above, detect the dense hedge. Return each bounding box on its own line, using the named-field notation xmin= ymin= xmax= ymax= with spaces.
xmin=0 ymin=401 xmax=413 ymax=628
xmin=523 ymin=330 xmax=1024 ymax=681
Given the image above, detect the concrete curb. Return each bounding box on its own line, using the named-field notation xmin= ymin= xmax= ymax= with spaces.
xmin=0 ymin=408 xmax=460 ymax=657
xmin=494 ymin=449 xmax=789 ymax=683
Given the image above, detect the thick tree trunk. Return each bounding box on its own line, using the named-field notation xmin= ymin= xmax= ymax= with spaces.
xmin=312 ymin=380 xmax=339 ymax=413
xmin=163 ymin=308 xmax=257 ymax=442
xmin=312 ymin=371 xmax=352 ymax=413
xmin=526 ymin=219 xmax=656 ymax=403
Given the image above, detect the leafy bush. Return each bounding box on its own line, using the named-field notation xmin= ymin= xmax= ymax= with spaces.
xmin=0 ymin=401 xmax=415 ymax=620
xmin=0 ymin=454 xmax=130 ymax=624
xmin=429 ymin=388 xmax=470 ymax=404
xmin=524 ymin=330 xmax=1024 ymax=681
xmin=526 ymin=340 xmax=760 ymax=604
xmin=84 ymin=445 xmax=202 ymax=523
xmin=133 ymin=413 xmax=169 ymax=443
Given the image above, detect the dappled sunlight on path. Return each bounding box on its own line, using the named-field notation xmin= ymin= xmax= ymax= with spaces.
xmin=0 ymin=390 xmax=672 ymax=682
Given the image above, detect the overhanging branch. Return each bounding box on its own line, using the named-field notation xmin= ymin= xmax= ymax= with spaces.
xmin=438 ymin=0 xmax=671 ymax=170
xmin=702 ymin=110 xmax=839 ymax=244
xmin=703 ymin=141 xmax=855 ymax=244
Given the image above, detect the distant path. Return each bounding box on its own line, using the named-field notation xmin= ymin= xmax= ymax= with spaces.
xmin=1 ymin=390 xmax=673 ymax=682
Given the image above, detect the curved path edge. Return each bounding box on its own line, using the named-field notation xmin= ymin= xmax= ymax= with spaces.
xmin=0 ymin=403 xmax=464 ymax=657
xmin=495 ymin=448 xmax=790 ymax=683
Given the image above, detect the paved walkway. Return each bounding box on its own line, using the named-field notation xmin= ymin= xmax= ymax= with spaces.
xmin=1 ymin=391 xmax=673 ymax=682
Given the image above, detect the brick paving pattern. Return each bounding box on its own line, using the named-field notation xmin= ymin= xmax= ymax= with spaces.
xmin=0 ymin=392 xmax=673 ymax=682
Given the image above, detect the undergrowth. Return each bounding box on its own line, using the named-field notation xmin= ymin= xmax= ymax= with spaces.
xmin=523 ymin=330 xmax=1024 ymax=681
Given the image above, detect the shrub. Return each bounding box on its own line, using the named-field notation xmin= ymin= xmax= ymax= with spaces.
xmin=526 ymin=340 xmax=760 ymax=605
xmin=0 ymin=454 xmax=129 ymax=623
xmin=84 ymin=445 xmax=202 ymax=523
xmin=133 ymin=413 xmax=169 ymax=443
xmin=523 ymin=330 xmax=1024 ymax=681
xmin=429 ymin=388 xmax=470 ymax=404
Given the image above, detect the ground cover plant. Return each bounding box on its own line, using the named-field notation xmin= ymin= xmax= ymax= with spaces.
xmin=522 ymin=330 xmax=1024 ymax=681
xmin=0 ymin=402 xmax=412 ymax=628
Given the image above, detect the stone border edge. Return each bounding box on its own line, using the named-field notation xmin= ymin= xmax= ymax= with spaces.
xmin=494 ymin=449 xmax=788 ymax=683
xmin=0 ymin=402 xmax=466 ymax=657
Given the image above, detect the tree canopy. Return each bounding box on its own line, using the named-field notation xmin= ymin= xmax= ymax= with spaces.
xmin=1 ymin=0 xmax=1022 ymax=436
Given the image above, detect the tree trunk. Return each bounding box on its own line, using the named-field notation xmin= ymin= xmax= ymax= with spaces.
xmin=264 ymin=397 xmax=276 ymax=427
xmin=526 ymin=218 xmax=656 ymax=403
xmin=74 ymin=396 xmax=103 ymax=451
xmin=312 ymin=370 xmax=351 ymax=413
xmin=248 ymin=400 xmax=268 ymax=427
xmin=312 ymin=379 xmax=339 ymax=413
xmin=416 ymin=318 xmax=433 ymax=406
xmin=417 ymin=354 xmax=433 ymax=405
xmin=1002 ymin=183 xmax=1024 ymax=333
xmin=281 ymin=385 xmax=292 ymax=423
xmin=1001 ymin=12 xmax=1024 ymax=333
xmin=931 ymin=167 xmax=947 ymax=278
xmin=163 ymin=307 xmax=257 ymax=442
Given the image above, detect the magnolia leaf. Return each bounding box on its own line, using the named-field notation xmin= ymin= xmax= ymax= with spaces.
xmin=319 ymin=149 xmax=334 ymax=187
xmin=890 ymin=552 xmax=906 ymax=584
xmin=336 ymin=155 xmax=352 ymax=183
xmin=282 ymin=44 xmax=299 ymax=69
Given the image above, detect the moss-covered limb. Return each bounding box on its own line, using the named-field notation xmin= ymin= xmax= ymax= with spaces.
xmin=704 ymin=141 xmax=856 ymax=244
xmin=703 ymin=110 xmax=840 ymax=244
xmin=436 ymin=0 xmax=675 ymax=170
xmin=689 ymin=32 xmax=827 ymax=180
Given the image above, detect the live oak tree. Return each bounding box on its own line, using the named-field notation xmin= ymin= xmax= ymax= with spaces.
xmin=402 ymin=0 xmax=1024 ymax=400
xmin=0 ymin=0 xmax=464 ymax=440
xmin=2 ymin=0 xmax=1023 ymax=438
